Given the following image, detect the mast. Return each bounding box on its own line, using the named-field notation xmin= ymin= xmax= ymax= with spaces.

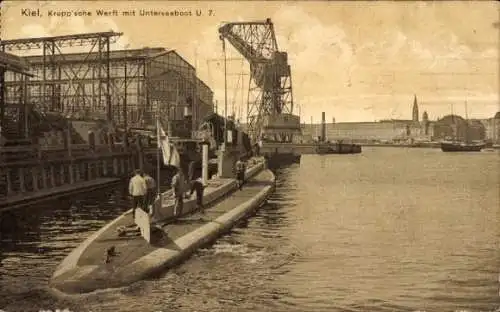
xmin=464 ymin=100 xmax=469 ymax=120
xmin=450 ymin=103 xmax=456 ymax=141
xmin=464 ymin=100 xmax=470 ymax=143
xmin=193 ymin=47 xmax=198 ymax=138
xmin=156 ymin=102 xmax=161 ymax=200
xmin=240 ymin=71 xmax=244 ymax=122
xmin=222 ymin=36 xmax=228 ymax=145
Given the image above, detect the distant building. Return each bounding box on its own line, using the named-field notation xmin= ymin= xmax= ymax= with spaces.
xmin=301 ymin=96 xmax=500 ymax=143
xmin=480 ymin=112 xmax=500 ymax=144
xmin=432 ymin=115 xmax=486 ymax=141
xmin=422 ymin=111 xmax=430 ymax=135
xmin=412 ymin=94 xmax=419 ymax=122
xmin=301 ymin=95 xmax=433 ymax=143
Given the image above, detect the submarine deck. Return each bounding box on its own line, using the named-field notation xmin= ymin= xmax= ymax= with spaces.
xmin=50 ymin=169 xmax=275 ymax=294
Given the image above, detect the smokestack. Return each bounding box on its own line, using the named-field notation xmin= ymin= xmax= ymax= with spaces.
xmin=321 ymin=112 xmax=326 ymax=142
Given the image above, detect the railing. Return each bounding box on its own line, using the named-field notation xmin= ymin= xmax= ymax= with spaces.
xmin=0 ymin=141 xmax=146 ymax=203
xmin=0 ymin=142 xmax=137 ymax=167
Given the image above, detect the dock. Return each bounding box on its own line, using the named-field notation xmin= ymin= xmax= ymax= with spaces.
xmin=50 ymin=161 xmax=275 ymax=295
xmin=0 ymin=141 xmax=142 ymax=212
xmin=0 ymin=177 xmax=120 ymax=212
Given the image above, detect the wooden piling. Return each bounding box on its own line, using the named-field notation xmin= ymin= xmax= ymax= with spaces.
xmin=127 ymin=156 xmax=132 ymax=173
xmin=19 ymin=168 xmax=26 ymax=193
xmin=103 ymin=160 xmax=108 ymax=176
xmin=75 ymin=163 xmax=81 ymax=182
xmin=95 ymin=160 xmax=100 ymax=178
xmin=113 ymin=158 xmax=119 ymax=175
xmin=32 ymin=167 xmax=39 ymax=191
xmin=87 ymin=162 xmax=92 ymax=180
xmin=6 ymin=169 xmax=13 ymax=195
xmin=42 ymin=166 xmax=48 ymax=189
xmin=120 ymin=158 xmax=125 ymax=175
xmin=69 ymin=163 xmax=75 ymax=184
xmin=60 ymin=164 xmax=66 ymax=184
xmin=50 ymin=165 xmax=56 ymax=187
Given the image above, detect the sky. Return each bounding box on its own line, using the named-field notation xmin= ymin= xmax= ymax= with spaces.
xmin=1 ymin=0 xmax=499 ymax=122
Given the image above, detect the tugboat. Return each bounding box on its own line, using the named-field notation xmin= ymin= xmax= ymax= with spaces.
xmin=311 ymin=112 xmax=362 ymax=155
xmin=315 ymin=140 xmax=362 ymax=154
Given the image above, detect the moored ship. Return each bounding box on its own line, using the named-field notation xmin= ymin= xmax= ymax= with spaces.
xmin=440 ymin=101 xmax=484 ymax=153
xmin=440 ymin=141 xmax=485 ymax=152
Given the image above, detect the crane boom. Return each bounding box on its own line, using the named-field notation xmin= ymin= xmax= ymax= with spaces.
xmin=218 ymin=19 xmax=278 ymax=61
xmin=218 ymin=18 xmax=300 ymax=143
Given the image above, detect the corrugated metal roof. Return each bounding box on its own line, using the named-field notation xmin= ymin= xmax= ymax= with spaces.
xmin=0 ymin=51 xmax=31 ymax=74
xmin=21 ymin=47 xmax=167 ymax=64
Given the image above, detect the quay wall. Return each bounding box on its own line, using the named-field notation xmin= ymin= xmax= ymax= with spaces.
xmin=301 ymin=116 xmax=500 ymax=143
xmin=301 ymin=122 xmax=425 ymax=142
xmin=0 ymin=131 xmax=146 ymax=209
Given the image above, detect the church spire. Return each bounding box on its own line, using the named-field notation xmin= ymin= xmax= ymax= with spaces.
xmin=412 ymin=94 xmax=419 ymax=122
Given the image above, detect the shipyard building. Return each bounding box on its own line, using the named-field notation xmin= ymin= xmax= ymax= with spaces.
xmin=1 ymin=33 xmax=214 ymax=143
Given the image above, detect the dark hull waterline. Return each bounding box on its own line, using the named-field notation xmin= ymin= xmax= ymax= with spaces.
xmin=441 ymin=142 xmax=484 ymax=152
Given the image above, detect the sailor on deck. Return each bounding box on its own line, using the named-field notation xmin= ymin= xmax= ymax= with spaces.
xmin=171 ymin=168 xmax=185 ymax=217
xmin=190 ymin=177 xmax=205 ymax=213
xmin=143 ymin=173 xmax=156 ymax=211
xmin=129 ymin=169 xmax=147 ymax=219
xmin=235 ymin=157 xmax=246 ymax=190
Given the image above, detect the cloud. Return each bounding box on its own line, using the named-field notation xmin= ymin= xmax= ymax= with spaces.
xmin=388 ymin=30 xmax=408 ymax=58
xmin=90 ymin=17 xmax=130 ymax=49
xmin=480 ymin=48 xmax=498 ymax=58
xmin=17 ymin=16 xmax=131 ymax=55
xmin=272 ymin=6 xmax=354 ymax=71
xmin=18 ymin=24 xmax=51 ymax=38
xmin=191 ymin=24 xmax=223 ymax=61
xmin=203 ymin=5 xmax=498 ymax=121
xmin=403 ymin=32 xmax=473 ymax=71
xmin=196 ymin=6 xmax=358 ymax=109
xmin=294 ymin=92 xmax=499 ymax=122
xmin=197 ymin=5 xmax=355 ymax=76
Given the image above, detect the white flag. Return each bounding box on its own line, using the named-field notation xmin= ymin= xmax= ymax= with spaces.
xmin=157 ymin=119 xmax=181 ymax=168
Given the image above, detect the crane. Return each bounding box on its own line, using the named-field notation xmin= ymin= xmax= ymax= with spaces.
xmin=218 ymin=18 xmax=301 ymax=143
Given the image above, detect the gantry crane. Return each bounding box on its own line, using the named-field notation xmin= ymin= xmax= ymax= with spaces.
xmin=218 ymin=18 xmax=301 ymax=143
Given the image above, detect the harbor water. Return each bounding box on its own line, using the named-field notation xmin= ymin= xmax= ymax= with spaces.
xmin=0 ymin=147 xmax=499 ymax=312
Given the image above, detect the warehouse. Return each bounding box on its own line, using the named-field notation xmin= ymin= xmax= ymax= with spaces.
xmin=1 ymin=32 xmax=214 ymax=138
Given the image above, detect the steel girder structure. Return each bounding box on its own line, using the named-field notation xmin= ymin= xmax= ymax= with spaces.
xmin=196 ymin=79 xmax=214 ymax=122
xmin=0 ymin=52 xmax=32 ymax=139
xmin=4 ymin=51 xmax=148 ymax=129
xmin=0 ymin=32 xmax=122 ymax=123
xmin=111 ymin=56 xmax=147 ymax=129
xmin=147 ymin=51 xmax=196 ymax=125
xmin=218 ymin=18 xmax=294 ymax=142
xmin=147 ymin=51 xmax=215 ymax=134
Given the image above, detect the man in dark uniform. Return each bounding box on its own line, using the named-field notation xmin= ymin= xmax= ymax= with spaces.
xmin=190 ymin=177 xmax=205 ymax=213
xmin=235 ymin=157 xmax=246 ymax=190
xmin=171 ymin=168 xmax=185 ymax=217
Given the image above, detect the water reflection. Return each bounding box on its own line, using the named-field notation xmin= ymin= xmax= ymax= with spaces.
xmin=0 ymin=148 xmax=498 ymax=312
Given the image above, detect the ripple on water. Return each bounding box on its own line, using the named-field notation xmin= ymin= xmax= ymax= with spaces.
xmin=0 ymin=149 xmax=499 ymax=312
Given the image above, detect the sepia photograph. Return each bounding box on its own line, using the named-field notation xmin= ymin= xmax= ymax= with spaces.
xmin=0 ymin=0 xmax=499 ymax=311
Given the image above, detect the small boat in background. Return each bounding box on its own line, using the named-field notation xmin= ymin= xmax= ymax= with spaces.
xmin=440 ymin=141 xmax=485 ymax=152
xmin=441 ymin=101 xmax=484 ymax=153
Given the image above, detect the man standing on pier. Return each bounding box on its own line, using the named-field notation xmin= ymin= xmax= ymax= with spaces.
xmin=129 ymin=169 xmax=147 ymax=219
